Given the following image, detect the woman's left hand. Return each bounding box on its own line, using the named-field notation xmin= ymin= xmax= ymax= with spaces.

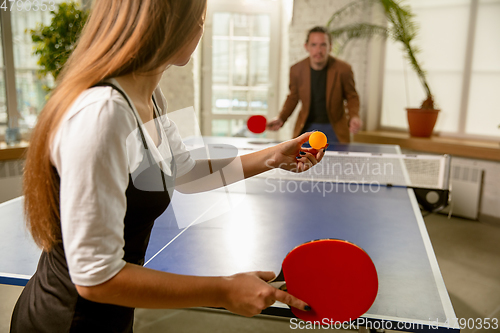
xmin=271 ymin=132 xmax=328 ymax=173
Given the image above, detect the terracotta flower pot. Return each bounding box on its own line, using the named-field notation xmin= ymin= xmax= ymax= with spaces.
xmin=406 ymin=108 xmax=440 ymax=137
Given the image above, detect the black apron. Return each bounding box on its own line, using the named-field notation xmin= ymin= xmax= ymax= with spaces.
xmin=11 ymin=83 xmax=175 ymax=333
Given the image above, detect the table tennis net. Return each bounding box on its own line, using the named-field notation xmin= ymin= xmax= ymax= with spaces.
xmin=256 ymin=152 xmax=450 ymax=190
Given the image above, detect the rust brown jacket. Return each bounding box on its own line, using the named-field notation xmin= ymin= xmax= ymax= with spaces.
xmin=278 ymin=56 xmax=360 ymax=143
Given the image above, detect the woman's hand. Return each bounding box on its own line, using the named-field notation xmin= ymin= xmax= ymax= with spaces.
xmin=271 ymin=132 xmax=327 ymax=173
xmin=221 ymin=271 xmax=309 ymax=317
xmin=74 ymin=264 xmax=307 ymax=313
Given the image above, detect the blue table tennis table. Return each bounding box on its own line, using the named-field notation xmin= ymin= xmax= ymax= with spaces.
xmin=0 ymin=137 xmax=459 ymax=332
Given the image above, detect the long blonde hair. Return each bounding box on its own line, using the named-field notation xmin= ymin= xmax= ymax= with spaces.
xmin=23 ymin=0 xmax=207 ymax=251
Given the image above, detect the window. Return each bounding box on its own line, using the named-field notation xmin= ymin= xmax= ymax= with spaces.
xmin=0 ymin=0 xmax=70 ymax=140
xmin=11 ymin=4 xmax=59 ymax=129
xmin=380 ymin=0 xmax=500 ymax=139
xmin=202 ymin=0 xmax=280 ymax=137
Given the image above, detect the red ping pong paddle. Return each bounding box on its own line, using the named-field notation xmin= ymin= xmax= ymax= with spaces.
xmin=247 ymin=115 xmax=267 ymax=134
xmin=270 ymin=239 xmax=378 ymax=323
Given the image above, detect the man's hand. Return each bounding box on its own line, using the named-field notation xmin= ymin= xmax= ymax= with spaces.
xmin=267 ymin=117 xmax=284 ymax=131
xmin=349 ymin=116 xmax=362 ymax=134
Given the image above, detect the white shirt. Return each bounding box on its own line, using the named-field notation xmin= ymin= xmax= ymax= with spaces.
xmin=50 ymin=80 xmax=195 ymax=286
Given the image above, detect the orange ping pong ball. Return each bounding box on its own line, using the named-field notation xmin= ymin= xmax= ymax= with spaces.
xmin=309 ymin=131 xmax=327 ymax=149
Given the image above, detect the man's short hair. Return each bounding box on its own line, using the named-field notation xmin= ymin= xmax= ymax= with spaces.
xmin=306 ymin=26 xmax=332 ymax=45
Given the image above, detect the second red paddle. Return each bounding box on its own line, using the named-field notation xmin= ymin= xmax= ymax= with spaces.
xmin=247 ymin=115 xmax=267 ymax=134
xmin=270 ymin=239 xmax=378 ymax=323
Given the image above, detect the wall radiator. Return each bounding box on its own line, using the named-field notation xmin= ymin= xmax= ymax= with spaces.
xmin=442 ymin=164 xmax=484 ymax=220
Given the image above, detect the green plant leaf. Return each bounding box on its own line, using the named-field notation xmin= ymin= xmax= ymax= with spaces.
xmin=329 ymin=23 xmax=390 ymax=54
xmin=29 ymin=1 xmax=89 ymax=91
xmin=327 ymin=0 xmax=434 ymax=108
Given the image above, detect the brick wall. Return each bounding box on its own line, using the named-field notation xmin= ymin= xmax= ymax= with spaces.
xmin=159 ymin=60 xmax=196 ymax=115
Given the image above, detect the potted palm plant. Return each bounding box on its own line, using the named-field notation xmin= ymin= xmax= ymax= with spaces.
xmin=327 ymin=0 xmax=439 ymax=137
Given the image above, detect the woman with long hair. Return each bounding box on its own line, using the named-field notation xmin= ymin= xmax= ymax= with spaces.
xmin=11 ymin=1 xmax=325 ymax=331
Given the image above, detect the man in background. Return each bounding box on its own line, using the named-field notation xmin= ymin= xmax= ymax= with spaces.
xmin=267 ymin=26 xmax=361 ymax=143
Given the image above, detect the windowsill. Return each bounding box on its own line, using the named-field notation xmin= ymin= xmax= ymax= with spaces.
xmin=354 ymin=131 xmax=500 ymax=161
xmin=0 ymin=141 xmax=29 ymax=161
